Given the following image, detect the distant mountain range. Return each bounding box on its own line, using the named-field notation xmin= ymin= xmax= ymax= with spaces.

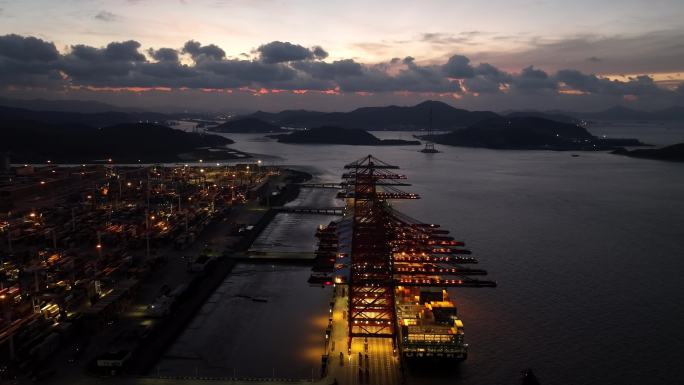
xmin=613 ymin=143 xmax=684 ymax=162
xmin=268 ymin=126 xmax=420 ymax=146
xmin=576 ymin=106 xmax=684 ymax=121
xmin=0 ymin=119 xmax=233 ymax=163
xmin=504 ymin=111 xmax=579 ymax=124
xmin=249 ymin=101 xmax=499 ymax=130
xmin=0 ymin=97 xmax=680 ymax=160
xmin=210 ymin=117 xmax=285 ymax=133
xmin=505 ymin=106 xmax=684 ymax=122
xmin=239 ymin=101 xmax=684 ymax=130
xmin=426 ymin=117 xmax=645 ymax=150
xmin=0 ymin=97 xmax=217 ymax=115
xmin=1 ymin=97 xmax=682 ymax=129
xmin=0 ymin=97 xmax=144 ymax=113
xmin=0 ymin=104 xmax=234 ymax=162
xmin=0 ymin=105 xmax=177 ymax=128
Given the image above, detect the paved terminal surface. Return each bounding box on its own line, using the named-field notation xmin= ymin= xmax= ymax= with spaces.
xmin=324 ymin=286 xmax=402 ymax=385
xmin=39 ymin=282 xmax=402 ymax=385
xmin=156 ymin=264 xmax=331 ymax=380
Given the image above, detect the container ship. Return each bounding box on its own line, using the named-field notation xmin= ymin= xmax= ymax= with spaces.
xmin=308 ymin=155 xmax=494 ymax=370
xmin=396 ymin=286 xmax=467 ymax=361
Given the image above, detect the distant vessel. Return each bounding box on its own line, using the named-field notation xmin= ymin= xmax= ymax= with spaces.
xmin=396 ymin=286 xmax=467 ymax=361
xmin=420 ymin=107 xmax=440 ymax=153
xmin=420 ymin=143 xmax=439 ymax=153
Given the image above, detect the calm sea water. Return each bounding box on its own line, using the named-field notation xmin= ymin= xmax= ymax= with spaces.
xmin=198 ymin=125 xmax=684 ymax=384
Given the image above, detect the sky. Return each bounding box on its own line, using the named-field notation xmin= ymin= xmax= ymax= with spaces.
xmin=0 ymin=0 xmax=683 ymax=112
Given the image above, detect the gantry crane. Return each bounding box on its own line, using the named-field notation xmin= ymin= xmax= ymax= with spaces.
xmin=340 ymin=155 xmax=495 ymax=351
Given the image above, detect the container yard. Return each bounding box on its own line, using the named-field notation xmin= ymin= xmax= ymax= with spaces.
xmin=0 ymin=161 xmax=302 ymax=381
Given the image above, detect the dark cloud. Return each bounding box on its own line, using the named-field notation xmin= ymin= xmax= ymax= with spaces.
xmin=292 ymin=59 xmax=363 ymax=79
xmin=104 ymin=41 xmax=146 ymax=62
xmin=606 ymin=75 xmax=661 ymax=95
xmin=61 ymin=41 xmax=147 ymax=85
xmin=138 ymin=61 xmax=197 ymax=80
xmin=337 ymin=58 xmax=461 ymax=93
xmin=422 ymin=33 xmax=465 ymax=44
xmin=475 ymin=63 xmax=512 ymax=83
xmin=0 ymin=34 xmax=681 ymax=108
xmin=148 ymin=47 xmax=179 ymax=62
xmin=442 ymin=55 xmax=475 ymax=78
xmin=463 ymin=63 xmax=514 ymax=94
xmin=512 ymin=66 xmax=557 ymax=92
xmin=95 ymin=11 xmax=118 ymax=22
xmin=556 ymin=69 xmax=605 ymax=92
xmin=421 ymin=32 xmax=478 ymax=45
xmin=463 ymin=77 xmax=501 ymax=94
xmin=182 ymin=40 xmax=226 ymax=61
xmin=199 ymin=59 xmax=296 ymax=83
xmin=0 ymin=35 xmax=63 ymax=87
xmin=556 ymin=70 xmax=661 ymax=95
xmin=311 ymin=46 xmax=328 ymax=60
xmin=258 ymin=41 xmax=324 ymax=63
xmin=0 ymin=34 xmax=59 ymax=62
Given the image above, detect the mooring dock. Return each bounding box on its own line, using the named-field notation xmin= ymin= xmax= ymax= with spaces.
xmin=323 ymin=285 xmax=402 ymax=385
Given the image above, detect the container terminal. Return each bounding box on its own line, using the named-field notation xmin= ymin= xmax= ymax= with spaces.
xmin=0 ymin=154 xmax=494 ymax=385
xmin=309 ymin=155 xmax=496 ymax=383
xmin=0 ymin=160 xmax=311 ymax=381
